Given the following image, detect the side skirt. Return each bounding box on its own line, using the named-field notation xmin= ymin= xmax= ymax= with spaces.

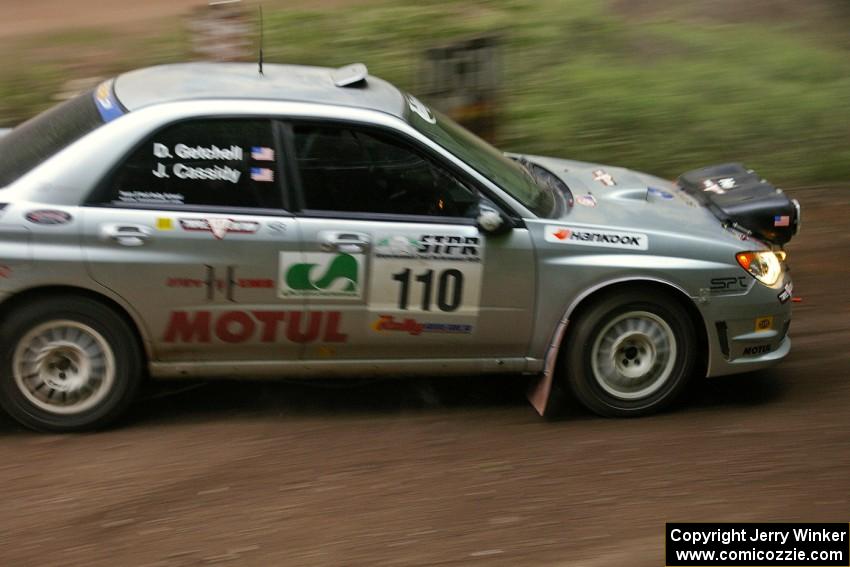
xmin=149 ymin=357 xmax=530 ymax=380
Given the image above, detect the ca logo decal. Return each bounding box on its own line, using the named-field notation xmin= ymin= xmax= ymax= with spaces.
xmin=280 ymin=253 xmax=361 ymax=299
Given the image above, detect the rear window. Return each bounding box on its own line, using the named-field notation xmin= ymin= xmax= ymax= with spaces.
xmin=0 ymin=83 xmax=121 ymax=187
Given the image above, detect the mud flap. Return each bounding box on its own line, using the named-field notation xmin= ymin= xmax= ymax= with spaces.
xmin=527 ymin=372 xmax=555 ymax=416
xmin=526 ymin=317 xmax=568 ymax=416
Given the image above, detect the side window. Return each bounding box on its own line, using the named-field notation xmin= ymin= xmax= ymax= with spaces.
xmin=98 ymin=119 xmax=282 ymax=209
xmin=292 ymin=124 xmax=479 ymax=218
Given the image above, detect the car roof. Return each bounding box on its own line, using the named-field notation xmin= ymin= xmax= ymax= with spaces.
xmin=113 ymin=62 xmax=407 ymax=118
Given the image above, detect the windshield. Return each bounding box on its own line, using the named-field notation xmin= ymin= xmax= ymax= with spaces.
xmin=404 ymin=96 xmax=557 ymax=218
xmin=0 ymin=81 xmax=123 ymax=187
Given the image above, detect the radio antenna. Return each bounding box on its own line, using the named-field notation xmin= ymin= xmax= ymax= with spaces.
xmin=258 ymin=5 xmax=265 ymax=76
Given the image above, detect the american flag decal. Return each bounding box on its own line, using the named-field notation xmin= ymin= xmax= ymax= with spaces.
xmin=251 ymin=146 xmax=275 ymax=161
xmin=774 ymin=215 xmax=790 ymax=227
xmin=250 ymin=167 xmax=274 ymax=182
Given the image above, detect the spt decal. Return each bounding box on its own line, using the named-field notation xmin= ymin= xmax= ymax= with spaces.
xmin=710 ymin=276 xmax=748 ymax=293
xmin=279 ymin=252 xmax=363 ymax=299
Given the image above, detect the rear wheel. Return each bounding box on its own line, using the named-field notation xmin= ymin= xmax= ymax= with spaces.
xmin=564 ymin=290 xmax=697 ymax=417
xmin=0 ymin=296 xmax=142 ymax=432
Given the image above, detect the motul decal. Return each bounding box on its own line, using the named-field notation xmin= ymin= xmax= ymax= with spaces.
xmin=164 ymin=310 xmax=347 ymax=344
xmin=179 ymin=218 xmax=259 ymax=239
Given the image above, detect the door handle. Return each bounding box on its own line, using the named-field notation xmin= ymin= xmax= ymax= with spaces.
xmin=318 ymin=231 xmax=370 ymax=253
xmin=100 ymin=224 xmax=152 ymax=247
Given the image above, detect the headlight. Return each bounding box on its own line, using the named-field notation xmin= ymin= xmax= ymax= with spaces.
xmin=736 ymin=250 xmax=786 ymax=286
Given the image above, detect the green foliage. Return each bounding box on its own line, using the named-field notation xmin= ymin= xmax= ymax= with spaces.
xmin=1 ymin=0 xmax=848 ymax=183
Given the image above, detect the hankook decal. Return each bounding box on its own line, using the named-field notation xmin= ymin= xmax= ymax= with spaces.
xmin=544 ymin=225 xmax=648 ymax=250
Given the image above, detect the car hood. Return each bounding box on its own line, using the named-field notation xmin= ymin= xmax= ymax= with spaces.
xmin=518 ymin=154 xmax=748 ymax=246
xmin=0 ymin=128 xmax=11 ymax=139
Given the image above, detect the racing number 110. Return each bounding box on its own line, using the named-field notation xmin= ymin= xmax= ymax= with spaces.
xmin=392 ymin=269 xmax=463 ymax=312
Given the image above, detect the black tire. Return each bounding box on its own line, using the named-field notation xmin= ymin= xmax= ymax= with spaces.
xmin=563 ymin=289 xmax=697 ymax=417
xmin=0 ymin=296 xmax=143 ymax=432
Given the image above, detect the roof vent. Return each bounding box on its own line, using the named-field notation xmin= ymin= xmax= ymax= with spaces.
xmin=332 ymin=63 xmax=368 ymax=87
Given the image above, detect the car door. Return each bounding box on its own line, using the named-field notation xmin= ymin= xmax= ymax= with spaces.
xmin=82 ymin=117 xmax=309 ymax=365
xmin=284 ymin=121 xmax=536 ymax=364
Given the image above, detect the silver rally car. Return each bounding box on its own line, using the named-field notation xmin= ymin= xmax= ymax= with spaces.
xmin=0 ymin=63 xmax=798 ymax=431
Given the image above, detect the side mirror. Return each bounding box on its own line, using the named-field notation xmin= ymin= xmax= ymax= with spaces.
xmin=476 ymin=205 xmax=513 ymax=235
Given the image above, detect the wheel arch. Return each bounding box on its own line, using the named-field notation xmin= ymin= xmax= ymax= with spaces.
xmin=0 ymin=285 xmax=152 ymax=365
xmin=545 ymin=277 xmax=709 ymax=382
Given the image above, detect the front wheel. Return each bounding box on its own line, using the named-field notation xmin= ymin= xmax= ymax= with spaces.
xmin=564 ymin=290 xmax=697 ymax=417
xmin=0 ymin=296 xmax=142 ymax=432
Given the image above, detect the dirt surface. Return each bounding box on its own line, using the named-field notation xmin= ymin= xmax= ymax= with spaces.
xmin=0 ymin=186 xmax=846 ymax=566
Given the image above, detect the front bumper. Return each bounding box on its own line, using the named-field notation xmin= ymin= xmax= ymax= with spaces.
xmin=702 ymin=275 xmax=793 ymax=377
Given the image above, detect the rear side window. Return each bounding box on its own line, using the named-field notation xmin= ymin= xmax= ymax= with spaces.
xmin=97 ymin=119 xmax=282 ymax=210
xmin=0 ymin=91 xmax=105 ymax=187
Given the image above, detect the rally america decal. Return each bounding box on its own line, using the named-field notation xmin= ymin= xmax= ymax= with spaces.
xmin=179 ymin=218 xmax=260 ymax=240
xmin=371 ymin=315 xmax=473 ymax=336
xmin=545 ymin=225 xmax=649 ymax=250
